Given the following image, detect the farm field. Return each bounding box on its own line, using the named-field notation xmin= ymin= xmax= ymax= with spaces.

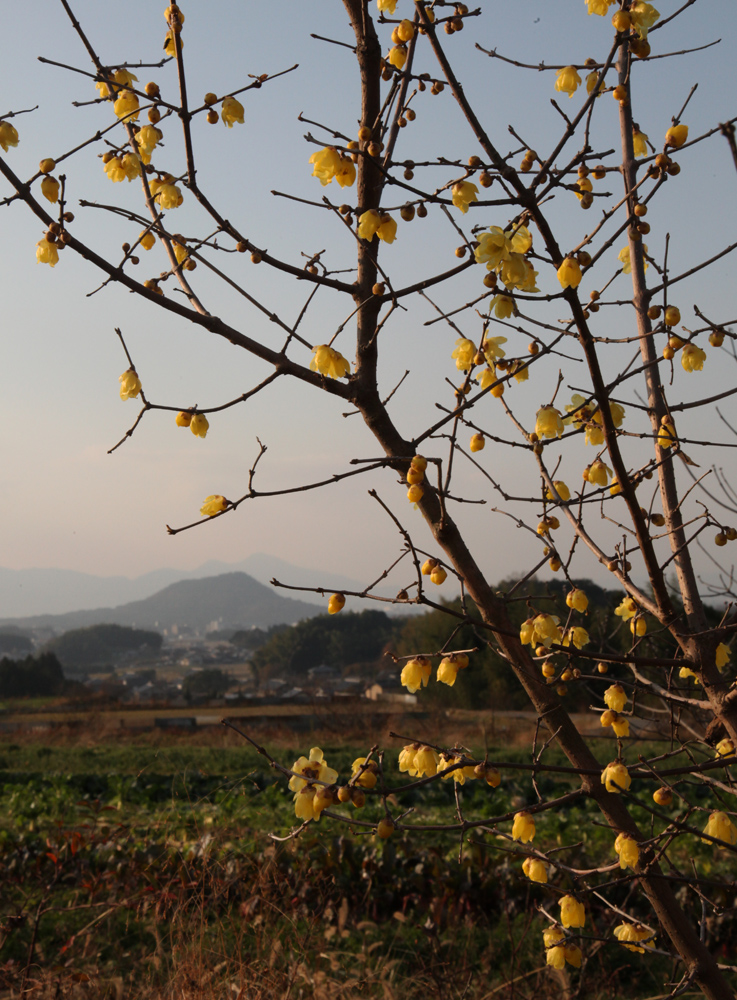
xmin=1 ymin=720 xmax=734 ymax=1000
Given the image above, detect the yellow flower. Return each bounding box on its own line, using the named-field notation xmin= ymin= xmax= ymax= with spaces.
xmin=544 ymin=927 xmax=566 ymax=970
xmin=121 ymin=153 xmax=141 ymax=181
xmin=618 ymin=244 xmax=649 ymax=274
xmin=289 ymin=747 xmax=339 ymax=821
xmin=575 ymin=176 xmax=592 ymax=201
xmin=221 ymin=96 xmax=245 ymax=127
xmin=163 ymin=31 xmax=178 ymax=58
xmin=615 ymin=597 xmax=637 ymax=621
xmin=351 ymin=757 xmax=378 ymax=788
xmin=175 ymin=411 xmax=192 ymax=427
xmin=491 ymin=294 xmax=514 ymax=319
xmin=483 ymin=335 xmax=507 ymax=363
xmin=586 ymin=460 xmax=611 ymax=486
xmin=601 ymin=761 xmax=631 ymax=793
xmin=413 ymin=745 xmax=440 ymax=777
xmin=157 ymin=183 xmax=183 ymax=209
xmin=118 ymin=369 xmax=142 ymax=400
xmin=557 ymin=256 xmax=582 ymax=289
xmin=172 ymin=240 xmax=189 ymax=265
xmin=665 ymin=124 xmax=688 ymax=148
xmin=657 ymin=420 xmax=677 ymax=449
xmin=452 ymin=337 xmax=476 ymax=372
xmin=335 ymin=155 xmax=356 ymax=188
xmin=40 ymin=176 xmax=59 ymax=203
xmin=559 ymin=895 xmax=585 ymax=929
xmin=113 ymin=90 xmax=140 ymax=121
xmin=587 ymin=0 xmax=616 ymax=14
xmin=535 ymin=406 xmax=564 ymax=439
xmin=140 ymin=231 xmax=156 ymax=251
xmin=451 ymin=181 xmax=479 ymax=214
xmin=309 ymin=147 xmax=341 ymax=185
xmin=328 ymin=592 xmax=346 ymax=615
xmin=0 ymin=121 xmax=19 ymax=151
xmin=586 ymin=70 xmax=603 ymax=96
xmin=508 ymin=225 xmax=532 ymax=254
xmin=604 ymin=684 xmax=627 ymax=712
xmin=135 ymin=125 xmax=163 ymax=164
xmin=555 ymin=66 xmax=582 ymax=98
xmin=716 ymin=739 xmax=735 ymax=758
xmin=36 ymin=238 xmax=59 ymax=267
xmin=522 ymin=857 xmax=548 ymax=883
xmin=190 ymin=413 xmax=209 ymax=437
xmin=511 ymin=361 xmax=529 ymax=382
xmin=200 ymin=495 xmax=227 ymax=517
xmin=376 ymin=214 xmax=397 ymax=243
xmin=564 ymin=626 xmax=590 ymax=649
xmin=377 ymin=0 xmax=397 ymax=10
xmin=438 ymin=753 xmax=477 ymax=784
xmin=407 ymin=483 xmax=424 ymax=503
xmin=566 ymin=589 xmax=588 ymax=613
xmin=681 ymin=344 xmax=706 ymax=372
xmin=614 ymin=922 xmax=653 ymax=953
xmin=400 ymin=656 xmax=431 ymax=694
xmin=548 ymin=480 xmax=571 ymax=503
xmin=500 ymin=253 xmax=529 ymax=289
xmin=716 ymin=643 xmax=731 ymax=669
xmin=310 ymin=344 xmax=351 ymax=379
xmin=679 ymin=665 xmax=700 ymax=684
xmin=388 ymin=45 xmax=408 ymax=69
xmin=630 ymin=1 xmax=660 ymax=38
xmin=397 ymin=19 xmax=415 ymax=41
xmin=104 ymin=157 xmax=127 ymax=183
xmin=430 ymin=565 xmax=447 ymax=585
xmin=611 ymin=715 xmax=630 ymax=738
xmin=531 ymin=613 xmax=562 ymax=648
xmin=703 ymin=810 xmax=737 ymax=845
xmin=437 ymin=656 xmax=460 ymax=687
xmin=633 ymin=130 xmax=648 ymax=158
xmin=512 ymin=810 xmax=535 ymax=843
xmin=475 ymin=227 xmax=512 ymax=269
xmin=115 ymin=68 xmax=138 ymax=89
xmin=357 ymin=209 xmax=381 ymax=241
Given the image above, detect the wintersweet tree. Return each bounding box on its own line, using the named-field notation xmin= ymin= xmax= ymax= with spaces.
xmin=3 ymin=0 xmax=737 ymax=996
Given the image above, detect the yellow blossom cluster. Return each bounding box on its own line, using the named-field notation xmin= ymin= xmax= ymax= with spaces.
xmin=309 ymin=146 xmax=356 ymax=188
xmin=520 ymin=613 xmax=562 ymax=649
xmin=406 ymin=453 xmax=427 ymax=504
xmin=357 ymin=209 xmax=397 ymax=243
xmin=438 ymin=753 xmax=478 ymax=784
xmin=289 ymin=747 xmax=339 ymax=822
xmin=474 ymin=225 xmax=538 ymax=296
xmin=399 ymin=743 xmax=439 ymax=777
xmin=564 ymin=394 xmax=626 ymax=447
xmin=544 ymin=926 xmax=582 ymax=969
xmin=560 ymin=896 xmax=585 ymax=929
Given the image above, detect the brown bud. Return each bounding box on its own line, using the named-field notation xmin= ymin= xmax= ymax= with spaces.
xmin=206 ymin=109 xmax=219 ymax=124
xmin=62 ymin=212 xmax=74 ymax=223
xmin=455 ymin=245 xmax=467 ymax=258
xmin=405 ymin=108 xmax=416 ymax=121
xmin=634 ymin=203 xmax=648 ymax=217
xmin=236 ymin=241 xmax=248 ymax=253
xmin=250 ymin=252 xmax=262 ymax=264
xmin=400 ymin=204 xmax=415 ymax=221
xmin=372 ymin=283 xmax=385 ymax=296
xmin=416 ymin=203 xmax=428 ymax=218
xmin=148 ymin=106 xmax=162 ymax=124
xmin=478 ymin=171 xmax=492 ymax=188
xmin=145 ymin=81 xmax=160 ymax=98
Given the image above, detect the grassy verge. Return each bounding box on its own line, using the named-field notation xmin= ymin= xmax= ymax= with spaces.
xmin=1 ymin=728 xmax=735 ymax=999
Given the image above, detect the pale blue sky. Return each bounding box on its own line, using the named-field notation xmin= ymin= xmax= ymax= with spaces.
xmin=1 ymin=0 xmax=735 ymax=601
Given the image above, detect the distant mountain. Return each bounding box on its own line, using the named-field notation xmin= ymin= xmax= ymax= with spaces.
xmin=0 ymin=573 xmax=320 ymax=634
xmin=0 ymin=555 xmax=414 ymax=619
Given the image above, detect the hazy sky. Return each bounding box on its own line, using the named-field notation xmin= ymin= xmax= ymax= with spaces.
xmin=1 ymin=1 xmax=736 ymax=604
